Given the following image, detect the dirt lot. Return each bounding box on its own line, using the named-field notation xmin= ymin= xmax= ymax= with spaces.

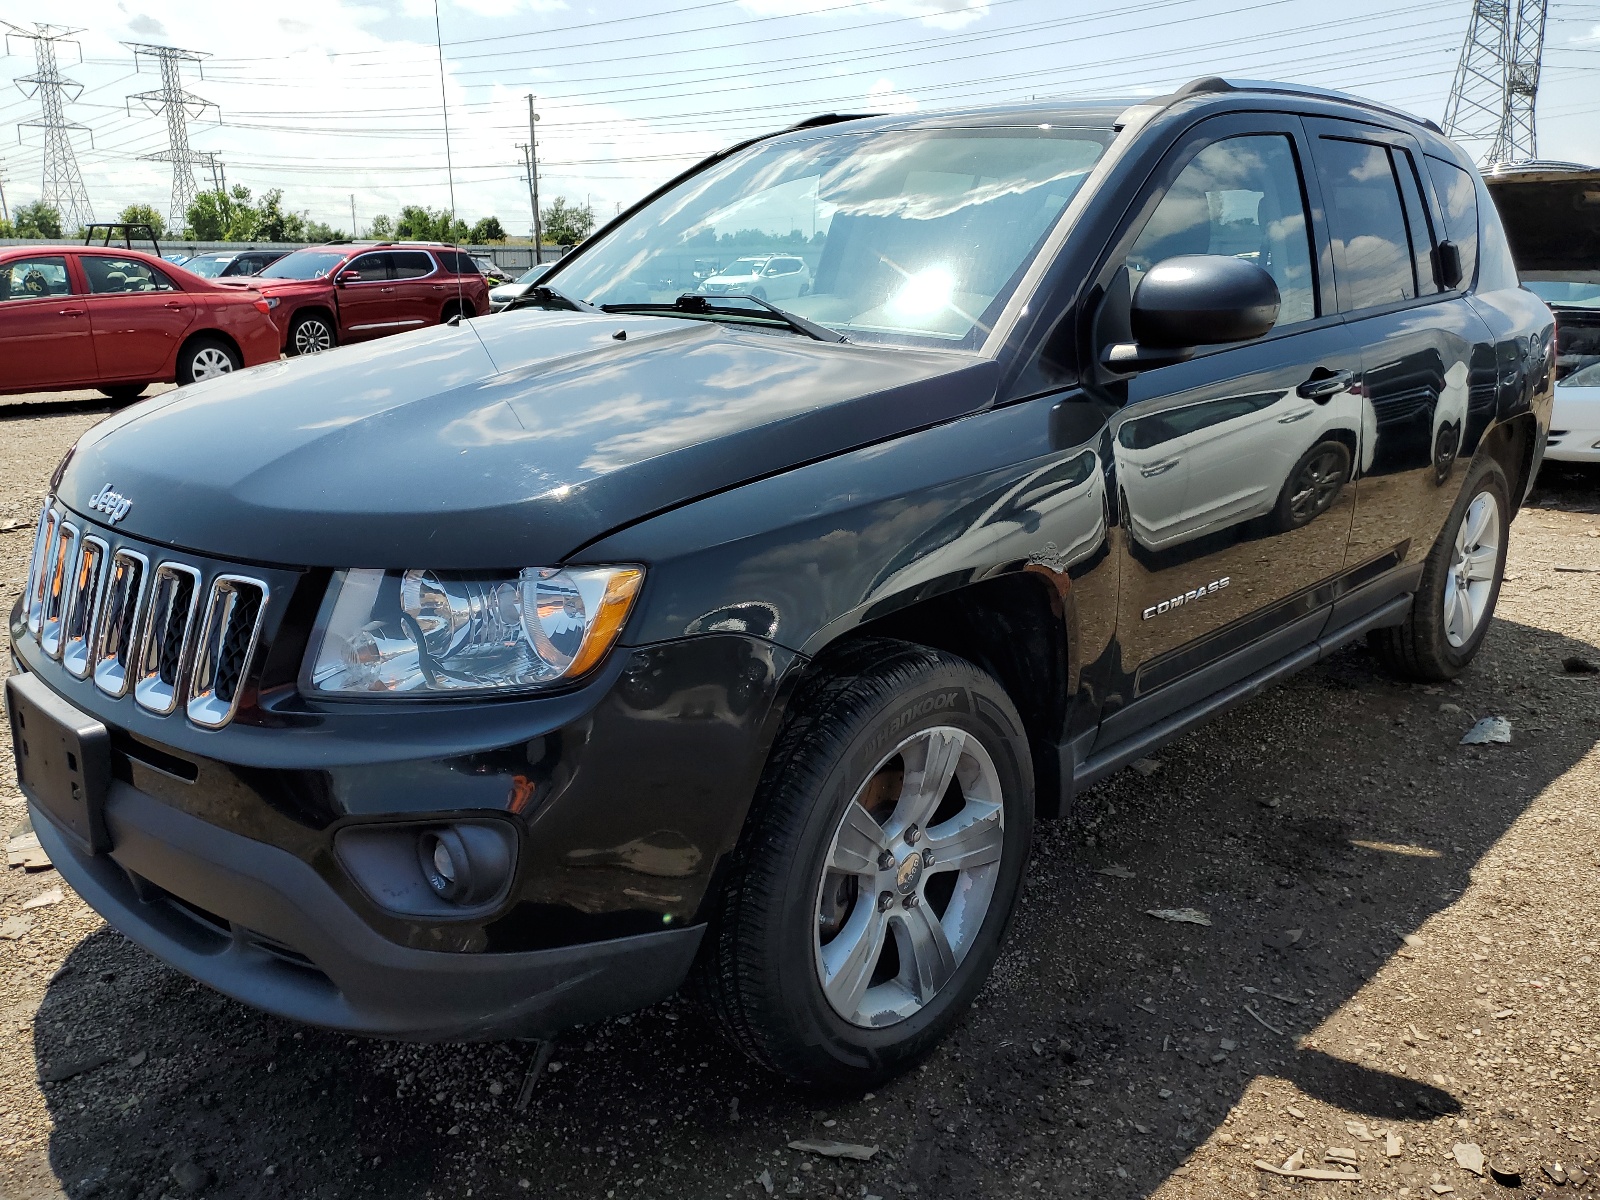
xmin=0 ymin=397 xmax=1596 ymax=1200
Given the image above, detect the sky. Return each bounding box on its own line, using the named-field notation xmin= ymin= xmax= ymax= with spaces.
xmin=2 ymin=0 xmax=1598 ymax=236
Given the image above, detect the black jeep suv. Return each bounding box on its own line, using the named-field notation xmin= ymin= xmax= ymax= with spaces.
xmin=8 ymin=77 xmax=1553 ymax=1088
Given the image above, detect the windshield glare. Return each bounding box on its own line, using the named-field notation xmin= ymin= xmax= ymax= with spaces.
xmin=259 ymin=250 xmax=348 ymax=280
xmin=550 ymin=125 xmax=1111 ymax=346
xmin=183 ymin=256 xmax=232 ymax=278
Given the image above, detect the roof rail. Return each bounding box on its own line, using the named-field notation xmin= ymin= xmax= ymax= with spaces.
xmin=1175 ymin=77 xmax=1442 ymax=135
xmin=786 ymin=112 xmax=879 ymax=131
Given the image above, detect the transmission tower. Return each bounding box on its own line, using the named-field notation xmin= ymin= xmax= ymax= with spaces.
xmin=125 ymin=42 xmax=218 ymax=226
xmin=1444 ymin=0 xmax=1549 ymax=165
xmin=3 ymin=22 xmax=94 ymax=230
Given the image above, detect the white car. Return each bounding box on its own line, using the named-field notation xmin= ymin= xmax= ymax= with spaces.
xmin=489 ymin=263 xmax=556 ymax=312
xmin=696 ymin=255 xmax=812 ymax=302
xmin=1521 ymin=277 xmax=1600 ymax=463
xmin=1485 ymin=163 xmax=1600 ymax=463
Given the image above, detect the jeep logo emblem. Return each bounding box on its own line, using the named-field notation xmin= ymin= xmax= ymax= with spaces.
xmin=88 ymin=484 xmax=133 ymax=525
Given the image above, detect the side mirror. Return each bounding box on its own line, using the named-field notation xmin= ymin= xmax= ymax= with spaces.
xmin=336 ymin=269 xmax=361 ymax=286
xmin=1103 ymin=254 xmax=1281 ymax=371
xmin=1434 ymin=240 xmax=1464 ymax=290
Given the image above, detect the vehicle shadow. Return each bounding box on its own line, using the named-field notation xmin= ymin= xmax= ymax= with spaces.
xmin=31 ymin=613 xmax=1600 ymax=1200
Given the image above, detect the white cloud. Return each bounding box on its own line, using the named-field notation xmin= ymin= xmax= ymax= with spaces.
xmin=865 ymin=78 xmax=917 ymax=114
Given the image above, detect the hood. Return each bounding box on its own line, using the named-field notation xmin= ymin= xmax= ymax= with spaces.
xmin=58 ymin=309 xmax=996 ymax=569
xmin=1484 ymin=165 xmax=1600 ymax=271
xmin=251 ymin=276 xmax=335 ymax=295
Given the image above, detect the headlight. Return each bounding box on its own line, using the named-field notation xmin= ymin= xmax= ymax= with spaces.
xmin=305 ymin=565 xmax=643 ymax=696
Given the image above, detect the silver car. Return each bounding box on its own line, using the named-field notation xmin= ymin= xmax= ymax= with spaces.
xmin=696 ymin=254 xmax=812 ymax=301
xmin=489 ymin=263 xmax=557 ymax=311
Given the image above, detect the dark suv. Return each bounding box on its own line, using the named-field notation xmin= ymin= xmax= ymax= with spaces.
xmin=7 ymin=78 xmax=1552 ymax=1088
xmin=251 ymin=241 xmax=490 ymax=356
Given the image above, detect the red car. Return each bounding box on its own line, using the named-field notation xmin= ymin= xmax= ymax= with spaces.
xmin=251 ymin=242 xmax=491 ymax=356
xmin=0 ymin=245 xmax=281 ymax=400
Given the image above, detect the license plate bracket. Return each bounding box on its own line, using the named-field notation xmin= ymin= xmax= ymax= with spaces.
xmin=6 ymin=673 xmax=112 ymax=854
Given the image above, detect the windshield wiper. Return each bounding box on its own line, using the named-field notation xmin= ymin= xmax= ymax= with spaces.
xmin=505 ymin=284 xmax=603 ymax=314
xmin=602 ymin=293 xmax=846 ymax=343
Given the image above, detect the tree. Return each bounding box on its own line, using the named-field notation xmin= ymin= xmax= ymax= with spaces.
xmin=117 ymin=203 xmax=165 ymax=238
xmin=469 ymin=215 xmax=506 ymax=244
xmin=13 ymin=202 xmax=61 ymax=239
xmin=395 ymin=205 xmax=469 ymax=243
xmin=185 ymin=186 xmax=259 ymax=241
xmin=253 ymin=189 xmax=307 ymax=242
xmin=541 ymin=196 xmax=594 ymax=247
xmin=303 ymin=219 xmax=343 ymax=243
xmin=369 ymin=213 xmax=395 ymax=238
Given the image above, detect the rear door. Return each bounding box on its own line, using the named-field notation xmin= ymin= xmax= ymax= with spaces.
xmin=388 ymin=250 xmax=440 ymax=328
xmin=0 ymin=254 xmax=97 ymax=390
xmin=78 ymin=253 xmax=195 ymax=381
xmin=1304 ymin=121 xmax=1499 ymax=577
xmin=1091 ymin=113 xmax=1364 ymax=745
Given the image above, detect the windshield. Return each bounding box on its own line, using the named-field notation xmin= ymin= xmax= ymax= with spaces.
xmin=259 ymin=249 xmax=348 ymax=280
xmin=1524 ymin=274 xmax=1600 ymax=309
xmin=183 ymin=256 xmax=233 ymax=279
xmin=550 ymin=124 xmax=1112 ymax=347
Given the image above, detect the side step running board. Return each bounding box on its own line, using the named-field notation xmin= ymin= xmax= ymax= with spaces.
xmin=1070 ymin=593 xmax=1412 ymax=793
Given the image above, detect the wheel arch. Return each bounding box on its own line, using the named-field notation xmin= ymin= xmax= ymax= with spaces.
xmin=794 ymin=571 xmax=1073 ymax=818
xmin=1477 ymin=412 xmax=1538 ymax=513
xmin=175 ymin=327 xmax=242 ymax=369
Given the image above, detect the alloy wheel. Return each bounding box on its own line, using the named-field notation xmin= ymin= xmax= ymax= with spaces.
xmin=1443 ymin=490 xmax=1501 ymax=648
xmin=294 ymin=319 xmax=334 ymax=355
xmin=188 ymin=346 xmax=235 ymax=381
xmin=813 ymin=725 xmax=1005 ymax=1028
xmin=1288 ymin=445 xmax=1347 ymax=523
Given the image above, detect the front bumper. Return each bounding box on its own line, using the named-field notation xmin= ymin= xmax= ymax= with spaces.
xmin=10 ymin=523 xmax=798 ymax=1037
xmin=31 ymin=788 xmax=702 ymax=1040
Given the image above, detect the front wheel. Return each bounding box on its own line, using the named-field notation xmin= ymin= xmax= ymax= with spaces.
xmin=1369 ymin=455 xmax=1510 ymax=680
xmin=176 ymin=338 xmax=241 ymax=385
xmin=695 ymin=640 xmax=1033 ymax=1089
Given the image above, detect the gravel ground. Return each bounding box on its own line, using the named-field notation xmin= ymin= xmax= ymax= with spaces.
xmin=1 ymin=398 xmax=1597 ymax=1200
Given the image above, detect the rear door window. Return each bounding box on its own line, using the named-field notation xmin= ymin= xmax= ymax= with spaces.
xmin=81 ymin=256 xmax=179 ymax=294
xmin=1393 ymin=149 xmax=1440 ymax=295
xmin=1 ymin=256 xmax=72 ymax=300
xmin=390 ymin=251 xmax=435 ymax=279
xmin=1424 ymin=156 xmax=1480 ymax=287
xmin=1313 ymin=138 xmax=1418 ymax=311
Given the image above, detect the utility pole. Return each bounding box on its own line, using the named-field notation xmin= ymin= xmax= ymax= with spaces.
xmin=3 ymin=22 xmax=94 ymax=231
xmin=1444 ymin=0 xmax=1549 ymax=165
xmin=125 ymin=42 xmax=218 ymax=228
xmin=0 ymin=161 xmax=10 ymax=226
xmin=194 ymin=149 xmax=224 ymax=195
xmin=350 ymin=194 xmax=357 ymax=239
xmin=527 ymin=94 xmax=542 ymax=263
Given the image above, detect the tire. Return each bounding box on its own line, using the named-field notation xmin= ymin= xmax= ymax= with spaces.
xmin=751 ymin=286 xmax=768 ymax=301
xmin=1275 ymin=440 xmax=1351 ymax=531
xmin=1368 ymin=455 xmax=1510 ymax=680
xmin=442 ymin=300 xmax=477 ymax=324
xmin=695 ymin=638 xmax=1034 ymax=1089
xmin=175 ymin=337 xmax=241 ymax=386
xmin=288 ymin=313 xmax=336 ymax=356
xmin=98 ymin=383 xmax=148 ymax=403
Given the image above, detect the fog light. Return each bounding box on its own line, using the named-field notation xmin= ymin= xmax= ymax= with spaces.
xmin=417 ymin=825 xmax=512 ymax=906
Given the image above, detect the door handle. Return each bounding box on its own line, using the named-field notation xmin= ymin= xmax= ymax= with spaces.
xmin=432 ymin=284 xmax=447 ymax=291
xmin=164 ymin=301 xmax=184 ymax=310
xmin=58 ymin=308 xmax=84 ymax=317
xmin=380 ymin=287 xmax=396 ymax=293
xmin=1297 ymin=368 xmax=1355 ymax=402
xmin=1277 ymin=409 xmax=1313 ymax=424
xmin=1140 ymin=458 xmax=1181 ymax=477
